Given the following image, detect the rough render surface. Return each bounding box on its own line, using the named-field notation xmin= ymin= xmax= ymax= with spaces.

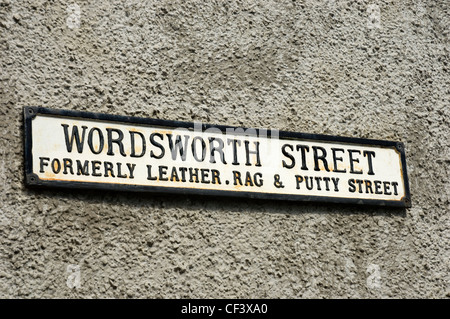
xmin=0 ymin=0 xmax=449 ymax=298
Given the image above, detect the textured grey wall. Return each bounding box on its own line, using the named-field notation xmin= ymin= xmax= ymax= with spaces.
xmin=1 ymin=0 xmax=449 ymax=298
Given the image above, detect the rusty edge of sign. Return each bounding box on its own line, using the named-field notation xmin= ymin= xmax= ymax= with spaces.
xmin=23 ymin=106 xmax=412 ymax=208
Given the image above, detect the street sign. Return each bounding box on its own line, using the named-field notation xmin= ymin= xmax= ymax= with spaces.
xmin=24 ymin=107 xmax=411 ymax=207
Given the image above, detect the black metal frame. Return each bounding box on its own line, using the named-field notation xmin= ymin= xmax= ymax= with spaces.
xmin=23 ymin=106 xmax=411 ymax=208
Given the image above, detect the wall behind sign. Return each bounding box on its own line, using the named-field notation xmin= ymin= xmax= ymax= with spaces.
xmin=0 ymin=0 xmax=448 ymax=298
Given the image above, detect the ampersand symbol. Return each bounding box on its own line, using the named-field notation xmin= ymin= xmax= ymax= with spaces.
xmin=274 ymin=174 xmax=284 ymax=188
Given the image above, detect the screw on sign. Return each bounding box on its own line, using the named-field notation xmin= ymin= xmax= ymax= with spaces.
xmin=24 ymin=107 xmax=411 ymax=208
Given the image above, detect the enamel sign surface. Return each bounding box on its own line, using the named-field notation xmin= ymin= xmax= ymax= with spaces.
xmin=24 ymin=107 xmax=411 ymax=207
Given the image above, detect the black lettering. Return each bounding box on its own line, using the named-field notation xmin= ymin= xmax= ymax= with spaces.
xmin=130 ymin=131 xmax=146 ymax=158
xmin=383 ymin=181 xmax=391 ymax=195
xmin=189 ymin=168 xmax=199 ymax=183
xmin=104 ymin=161 xmax=115 ymax=177
xmin=233 ymin=171 xmax=242 ymax=186
xmin=363 ymin=151 xmax=376 ymax=175
xmin=391 ymin=182 xmax=399 ymax=195
xmin=61 ymin=124 xmax=87 ymax=153
xmin=88 ymin=128 xmax=104 ymax=155
xmin=245 ymin=141 xmax=261 ymax=166
xmin=374 ymin=180 xmax=383 ymax=194
xmin=91 ymin=161 xmax=102 ymax=176
xmin=209 ymin=137 xmax=227 ymax=164
xmin=323 ymin=177 xmax=331 ymax=191
xmin=39 ymin=157 xmax=49 ymax=173
xmin=295 ymin=175 xmax=303 ymax=189
xmin=331 ymin=148 xmax=346 ymax=173
xmin=201 ymin=169 xmax=210 ymax=184
xmin=51 ymin=158 xmax=61 ymax=174
xmin=76 ymin=160 xmax=89 ymax=176
xmin=159 ymin=166 xmax=169 ymax=181
xmin=313 ymin=146 xmax=330 ymax=172
xmin=106 ymin=128 xmax=126 ymax=157
xmin=63 ymin=158 xmax=74 ymax=175
xmin=150 ymin=133 xmax=165 ymax=159
xmin=191 ymin=136 xmax=207 ymax=162
xmin=365 ymin=180 xmax=373 ymax=194
xmin=331 ymin=177 xmax=340 ymax=192
xmin=245 ymin=171 xmax=254 ymax=186
xmin=116 ymin=162 xmax=127 ymax=178
xmin=348 ymin=179 xmax=356 ymax=193
xmin=167 ymin=134 xmax=190 ymax=161
xmin=227 ymin=139 xmax=241 ymax=165
xmin=282 ymin=144 xmax=295 ymax=169
xmin=146 ymin=165 xmax=157 ymax=180
xmin=314 ymin=177 xmax=322 ymax=191
xmin=348 ymin=150 xmax=363 ymax=174
xmin=179 ymin=167 xmax=188 ymax=182
xmin=211 ymin=169 xmax=221 ymax=184
xmin=254 ymin=173 xmax=263 ymax=187
xmin=355 ymin=179 xmax=364 ymax=193
xmin=170 ymin=167 xmax=180 ymax=182
xmin=305 ymin=176 xmax=314 ymax=190
xmin=126 ymin=163 xmax=135 ymax=179
xmin=296 ymin=145 xmax=310 ymax=170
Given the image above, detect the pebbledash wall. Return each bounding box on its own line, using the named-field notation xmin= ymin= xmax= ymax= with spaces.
xmin=0 ymin=0 xmax=448 ymax=298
